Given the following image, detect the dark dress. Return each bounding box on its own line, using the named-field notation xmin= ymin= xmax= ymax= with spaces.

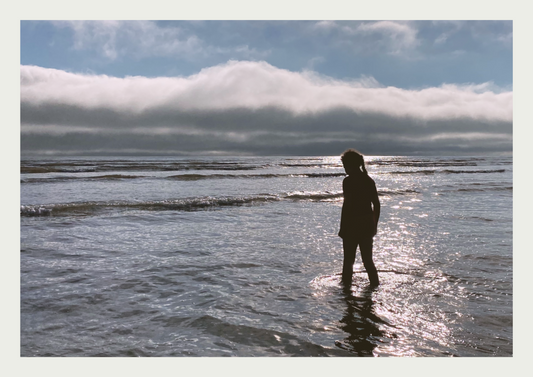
xmin=338 ymin=174 xmax=377 ymax=240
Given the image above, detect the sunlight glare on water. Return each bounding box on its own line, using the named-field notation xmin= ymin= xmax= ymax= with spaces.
xmin=21 ymin=155 xmax=512 ymax=356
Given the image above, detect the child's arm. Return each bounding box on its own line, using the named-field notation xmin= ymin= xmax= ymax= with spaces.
xmin=338 ymin=177 xmax=348 ymax=238
xmin=370 ymin=181 xmax=380 ymax=236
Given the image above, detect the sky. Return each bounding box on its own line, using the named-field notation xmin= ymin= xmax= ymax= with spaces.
xmin=20 ymin=20 xmax=513 ymax=156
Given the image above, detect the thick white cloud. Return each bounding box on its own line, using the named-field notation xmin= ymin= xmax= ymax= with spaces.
xmin=20 ymin=61 xmax=512 ymax=156
xmin=21 ymin=61 xmax=512 ymax=122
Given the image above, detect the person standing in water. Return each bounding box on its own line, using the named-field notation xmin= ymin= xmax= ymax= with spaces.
xmin=338 ymin=149 xmax=380 ymax=286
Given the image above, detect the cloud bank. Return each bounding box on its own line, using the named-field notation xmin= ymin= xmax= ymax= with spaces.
xmin=21 ymin=61 xmax=512 ymax=156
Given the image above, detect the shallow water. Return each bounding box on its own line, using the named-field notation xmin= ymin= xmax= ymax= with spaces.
xmin=20 ymin=155 xmax=512 ymax=356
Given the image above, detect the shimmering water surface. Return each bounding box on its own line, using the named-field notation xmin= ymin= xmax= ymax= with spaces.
xmin=20 ymin=155 xmax=512 ymax=356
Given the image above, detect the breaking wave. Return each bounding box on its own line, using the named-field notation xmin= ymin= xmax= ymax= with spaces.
xmin=20 ymin=188 xmax=424 ymax=217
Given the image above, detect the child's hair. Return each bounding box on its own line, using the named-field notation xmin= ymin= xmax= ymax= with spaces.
xmin=341 ymin=148 xmax=368 ymax=175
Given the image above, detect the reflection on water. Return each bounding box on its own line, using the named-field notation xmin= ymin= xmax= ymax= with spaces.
xmin=335 ymin=285 xmax=393 ymax=356
xmin=311 ymin=269 xmax=460 ymax=357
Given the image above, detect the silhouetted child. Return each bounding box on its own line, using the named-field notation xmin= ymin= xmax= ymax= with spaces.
xmin=338 ymin=149 xmax=380 ymax=286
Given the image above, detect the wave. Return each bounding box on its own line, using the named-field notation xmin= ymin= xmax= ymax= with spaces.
xmin=21 ymin=157 xmax=507 ymax=177
xmin=20 ymin=192 xmax=333 ymax=217
xmin=19 ymin=157 xmax=484 ymax=173
xmin=167 ymin=172 xmax=347 ymax=181
xmin=21 ymin=161 xmax=261 ymax=174
xmin=370 ymin=160 xmax=480 ymax=168
xmin=20 ymin=167 xmax=506 ymax=184
xmin=285 ymin=192 xmax=343 ymax=201
xmin=382 ymin=168 xmax=505 ymax=176
xmin=21 ymin=174 xmax=143 ymax=183
xmin=456 ymin=186 xmax=512 ymax=192
xmin=379 ymin=189 xmax=420 ymax=195
xmin=20 ymin=195 xmax=281 ymax=217
xmin=441 ymin=169 xmax=505 ymax=174
xmin=20 ymin=188 xmax=423 ymax=217
xmin=278 ymin=163 xmax=334 ymax=168
xmin=22 ymin=172 xmax=348 ymax=183
xmin=386 ymin=170 xmax=436 ymax=175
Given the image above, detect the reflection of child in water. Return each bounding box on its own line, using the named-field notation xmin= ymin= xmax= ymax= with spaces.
xmin=338 ymin=149 xmax=380 ymax=286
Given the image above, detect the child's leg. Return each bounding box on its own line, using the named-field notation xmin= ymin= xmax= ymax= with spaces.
xmin=360 ymin=237 xmax=379 ymax=286
xmin=342 ymin=238 xmax=357 ymax=284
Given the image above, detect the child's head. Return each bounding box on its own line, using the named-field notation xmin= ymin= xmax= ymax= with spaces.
xmin=341 ymin=149 xmax=366 ymax=175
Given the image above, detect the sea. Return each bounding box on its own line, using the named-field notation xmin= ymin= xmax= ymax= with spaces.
xmin=20 ymin=155 xmax=513 ymax=357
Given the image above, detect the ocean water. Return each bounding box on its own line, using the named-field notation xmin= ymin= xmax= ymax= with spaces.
xmin=20 ymin=155 xmax=512 ymax=357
